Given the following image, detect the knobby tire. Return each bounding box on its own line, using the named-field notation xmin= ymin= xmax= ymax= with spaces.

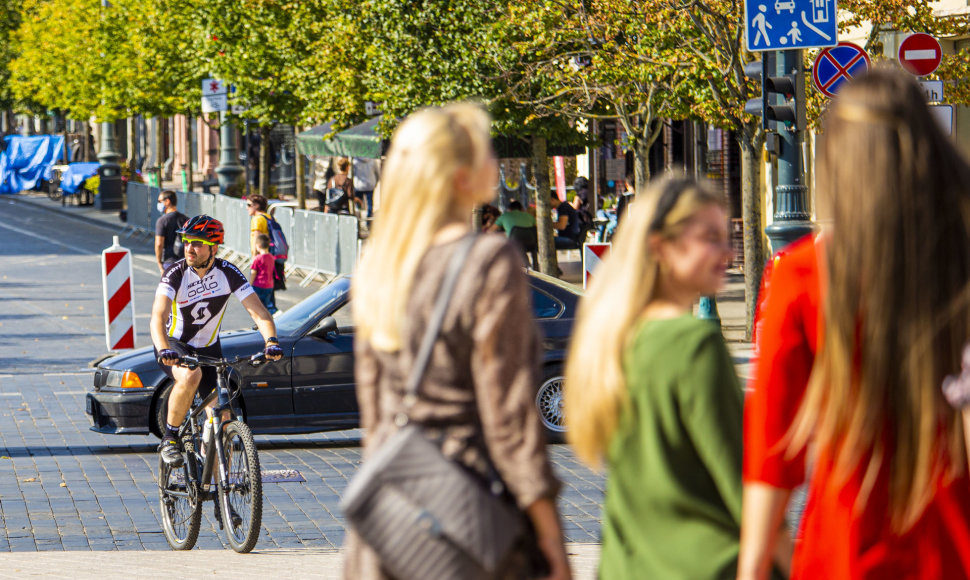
xmin=158 ymin=440 xmax=202 ymax=550
xmin=219 ymin=420 xmax=262 ymax=553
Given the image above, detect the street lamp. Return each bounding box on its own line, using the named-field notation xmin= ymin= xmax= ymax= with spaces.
xmin=215 ymin=110 xmax=244 ymax=194
xmin=97 ymin=0 xmax=121 ymax=167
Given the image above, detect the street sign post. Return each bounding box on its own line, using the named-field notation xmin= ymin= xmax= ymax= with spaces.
xmin=745 ymin=0 xmax=838 ymax=52
xmin=812 ymin=42 xmax=870 ymax=97
xmin=202 ymin=78 xmax=228 ymax=113
xmin=898 ymin=33 xmax=942 ymax=77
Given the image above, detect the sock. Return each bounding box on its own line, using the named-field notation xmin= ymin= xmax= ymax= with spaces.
xmin=164 ymin=422 xmax=180 ymax=441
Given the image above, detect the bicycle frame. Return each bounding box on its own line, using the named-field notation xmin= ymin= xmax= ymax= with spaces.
xmin=177 ymin=355 xmax=252 ymax=498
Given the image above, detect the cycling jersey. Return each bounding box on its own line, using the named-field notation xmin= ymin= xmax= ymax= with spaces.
xmin=156 ymin=259 xmax=255 ymax=348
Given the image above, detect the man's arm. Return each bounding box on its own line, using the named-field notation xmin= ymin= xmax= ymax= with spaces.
xmin=155 ymin=235 xmax=165 ymax=273
xmin=149 ymin=293 xmax=174 ymax=351
xmin=240 ymin=293 xmax=279 ymax=345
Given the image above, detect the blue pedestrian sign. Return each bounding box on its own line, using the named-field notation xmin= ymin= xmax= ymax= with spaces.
xmin=745 ymin=0 xmax=838 ymax=52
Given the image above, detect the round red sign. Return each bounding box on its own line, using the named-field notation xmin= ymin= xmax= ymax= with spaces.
xmin=897 ymin=33 xmax=942 ymax=77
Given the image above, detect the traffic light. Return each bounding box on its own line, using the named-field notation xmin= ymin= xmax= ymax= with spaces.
xmin=744 ymin=55 xmax=804 ymax=131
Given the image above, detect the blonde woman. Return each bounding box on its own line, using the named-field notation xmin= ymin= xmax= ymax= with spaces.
xmin=565 ymin=178 xmax=750 ymax=579
xmin=345 ymin=103 xmax=570 ymax=580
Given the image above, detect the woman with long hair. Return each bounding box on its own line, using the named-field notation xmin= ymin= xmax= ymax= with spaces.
xmin=740 ymin=67 xmax=970 ymax=579
xmin=345 ymin=103 xmax=570 ymax=579
xmin=564 ymin=178 xmax=748 ymax=579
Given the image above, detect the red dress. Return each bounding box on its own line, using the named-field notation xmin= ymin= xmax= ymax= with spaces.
xmin=744 ymin=235 xmax=970 ymax=579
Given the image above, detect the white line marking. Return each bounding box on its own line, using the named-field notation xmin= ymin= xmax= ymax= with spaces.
xmin=904 ymin=49 xmax=936 ymax=60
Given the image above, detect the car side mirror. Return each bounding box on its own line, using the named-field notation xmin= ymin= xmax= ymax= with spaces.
xmin=313 ymin=316 xmax=338 ymax=340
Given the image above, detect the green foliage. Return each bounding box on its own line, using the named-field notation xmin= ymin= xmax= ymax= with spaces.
xmin=0 ymin=0 xmax=21 ymax=111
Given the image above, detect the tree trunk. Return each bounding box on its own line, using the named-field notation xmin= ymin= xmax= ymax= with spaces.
xmin=632 ymin=139 xmax=651 ymax=193
xmin=154 ymin=116 xmax=164 ymax=188
xmin=83 ymin=121 xmax=91 ymax=162
xmin=739 ymin=135 xmax=766 ymax=340
xmin=295 ymin=127 xmax=306 ymax=209
xmin=259 ymin=125 xmax=271 ymax=197
xmin=126 ymin=116 xmax=136 ymax=170
xmin=185 ymin=113 xmax=194 ymax=192
xmin=532 ymin=136 xmax=559 ymax=276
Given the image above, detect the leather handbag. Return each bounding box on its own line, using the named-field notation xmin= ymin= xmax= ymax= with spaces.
xmin=341 ymin=234 xmax=527 ymax=579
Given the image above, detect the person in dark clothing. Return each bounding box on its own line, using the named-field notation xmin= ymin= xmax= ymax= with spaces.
xmin=573 ymin=176 xmax=590 ymax=209
xmin=552 ymin=191 xmax=582 ymax=249
xmin=154 ymin=190 xmax=188 ymax=273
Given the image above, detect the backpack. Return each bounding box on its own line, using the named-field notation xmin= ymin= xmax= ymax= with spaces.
xmin=171 ymin=212 xmax=188 ymax=259
xmin=261 ymin=213 xmax=289 ymax=261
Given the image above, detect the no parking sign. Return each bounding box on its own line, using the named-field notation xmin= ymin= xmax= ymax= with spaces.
xmin=812 ymin=42 xmax=871 ymax=98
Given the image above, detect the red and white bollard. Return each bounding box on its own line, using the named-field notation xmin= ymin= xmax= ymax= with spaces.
xmin=102 ymin=236 xmax=135 ymax=350
xmin=583 ymin=242 xmax=611 ymax=290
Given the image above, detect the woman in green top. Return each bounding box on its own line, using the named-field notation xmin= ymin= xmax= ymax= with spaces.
xmin=564 ymin=178 xmax=744 ymax=579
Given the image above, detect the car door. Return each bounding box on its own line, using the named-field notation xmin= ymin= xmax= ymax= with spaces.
xmin=289 ymin=299 xmax=358 ymax=428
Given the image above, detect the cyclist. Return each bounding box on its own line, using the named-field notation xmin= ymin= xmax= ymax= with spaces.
xmin=149 ymin=215 xmax=283 ymax=470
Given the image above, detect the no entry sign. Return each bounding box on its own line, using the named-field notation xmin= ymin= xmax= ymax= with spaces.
xmin=898 ymin=33 xmax=941 ymax=77
xmin=812 ymin=42 xmax=871 ymax=98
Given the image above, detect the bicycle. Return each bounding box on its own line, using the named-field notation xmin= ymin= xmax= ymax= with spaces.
xmin=157 ymin=352 xmax=269 ymax=553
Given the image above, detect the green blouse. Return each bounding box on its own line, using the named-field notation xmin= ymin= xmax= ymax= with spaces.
xmin=599 ymin=315 xmax=744 ymax=580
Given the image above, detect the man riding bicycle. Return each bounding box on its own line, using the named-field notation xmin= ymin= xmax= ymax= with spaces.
xmin=149 ymin=215 xmax=283 ymax=469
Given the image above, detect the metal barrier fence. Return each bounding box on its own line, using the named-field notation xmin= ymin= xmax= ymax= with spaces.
xmin=124 ymin=182 xmax=359 ymax=279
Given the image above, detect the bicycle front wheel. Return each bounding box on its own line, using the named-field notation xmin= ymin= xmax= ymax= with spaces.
xmin=218 ymin=421 xmax=262 ymax=553
xmin=158 ymin=440 xmax=201 ymax=550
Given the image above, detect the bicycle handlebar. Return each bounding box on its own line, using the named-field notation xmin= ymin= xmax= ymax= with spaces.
xmin=177 ymin=352 xmax=269 ymax=370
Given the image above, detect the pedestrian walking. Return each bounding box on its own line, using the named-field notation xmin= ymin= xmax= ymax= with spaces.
xmin=353 ymin=157 xmax=380 ymax=218
xmin=250 ymin=234 xmax=277 ymax=315
xmin=344 ymin=102 xmax=570 ymax=579
xmin=312 ymin=156 xmax=333 ymax=211
xmin=324 ymin=157 xmax=353 ymax=214
xmin=564 ymin=177 xmax=744 ymax=580
xmin=154 ymin=189 xmax=187 ymax=273
xmin=739 ymin=67 xmax=970 ymax=580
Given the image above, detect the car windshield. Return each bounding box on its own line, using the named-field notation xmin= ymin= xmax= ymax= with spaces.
xmin=273 ymin=277 xmax=350 ymax=336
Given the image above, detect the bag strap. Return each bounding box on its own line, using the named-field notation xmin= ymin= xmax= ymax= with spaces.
xmin=400 ymin=234 xmax=477 ymax=416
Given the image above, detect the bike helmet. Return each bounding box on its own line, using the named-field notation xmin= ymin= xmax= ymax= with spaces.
xmin=177 ymin=215 xmax=224 ymax=245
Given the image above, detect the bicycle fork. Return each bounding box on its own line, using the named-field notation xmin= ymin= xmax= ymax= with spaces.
xmin=199 ymin=372 xmax=232 ymax=494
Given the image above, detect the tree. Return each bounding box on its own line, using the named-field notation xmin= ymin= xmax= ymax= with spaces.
xmin=499 ymin=0 xmax=703 ymax=190
xmin=660 ymin=0 xmax=767 ymax=338
xmin=0 ymin=0 xmax=22 ymax=121
xmin=333 ymin=0 xmax=585 ymax=276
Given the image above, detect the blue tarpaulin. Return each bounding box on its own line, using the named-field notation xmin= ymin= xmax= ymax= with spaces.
xmin=0 ymin=135 xmax=67 ymax=194
xmin=60 ymin=162 xmax=100 ymax=195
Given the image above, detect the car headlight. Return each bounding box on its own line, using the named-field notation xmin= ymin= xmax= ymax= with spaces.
xmin=105 ymin=370 xmax=146 ymax=389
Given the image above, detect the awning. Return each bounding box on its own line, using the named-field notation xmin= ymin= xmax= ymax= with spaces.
xmin=296 ymin=118 xmax=386 ymax=159
xmin=296 ymin=116 xmax=589 ymax=160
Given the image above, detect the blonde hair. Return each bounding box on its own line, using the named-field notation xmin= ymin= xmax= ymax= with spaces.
xmin=791 ymin=67 xmax=970 ymax=531
xmin=565 ymin=178 xmax=725 ymax=467
xmin=353 ymin=103 xmax=492 ymax=351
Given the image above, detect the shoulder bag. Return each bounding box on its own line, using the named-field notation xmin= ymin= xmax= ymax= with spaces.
xmin=341 ymin=234 xmax=528 ymax=580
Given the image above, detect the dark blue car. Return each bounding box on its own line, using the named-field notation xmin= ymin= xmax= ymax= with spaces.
xmin=87 ymin=272 xmax=579 ymax=442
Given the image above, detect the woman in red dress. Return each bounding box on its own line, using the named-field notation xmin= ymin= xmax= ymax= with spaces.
xmin=739 ymin=67 xmax=970 ymax=580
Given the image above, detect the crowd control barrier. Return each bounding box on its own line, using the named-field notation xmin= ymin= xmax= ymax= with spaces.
xmin=124 ymin=183 xmax=359 ymax=280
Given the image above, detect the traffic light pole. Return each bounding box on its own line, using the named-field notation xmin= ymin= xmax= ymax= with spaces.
xmin=764 ymin=49 xmax=815 ymax=254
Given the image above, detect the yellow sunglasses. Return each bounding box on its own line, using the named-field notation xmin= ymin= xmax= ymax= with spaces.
xmin=181 ymin=238 xmax=215 ymax=247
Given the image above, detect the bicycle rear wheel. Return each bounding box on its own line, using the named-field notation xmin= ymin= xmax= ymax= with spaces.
xmin=218 ymin=420 xmax=262 ymax=553
xmin=158 ymin=440 xmax=201 ymax=550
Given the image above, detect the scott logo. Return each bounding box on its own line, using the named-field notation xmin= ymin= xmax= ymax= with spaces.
xmin=190 ymin=302 xmax=212 ymax=326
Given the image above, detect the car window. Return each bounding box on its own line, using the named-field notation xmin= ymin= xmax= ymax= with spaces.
xmin=330 ymin=300 xmax=354 ymax=331
xmin=274 ymin=278 xmax=349 ymax=336
xmin=532 ymin=288 xmax=563 ymax=319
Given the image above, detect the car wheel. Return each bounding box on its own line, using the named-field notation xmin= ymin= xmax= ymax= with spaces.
xmin=536 ymin=366 xmax=566 ymax=443
xmin=151 ymin=382 xmax=173 ymax=439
